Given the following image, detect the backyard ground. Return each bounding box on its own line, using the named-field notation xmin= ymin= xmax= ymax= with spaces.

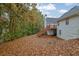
xmin=0 ymin=34 xmax=79 ymax=56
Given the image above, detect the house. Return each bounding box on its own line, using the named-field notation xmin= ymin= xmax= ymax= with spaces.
xmin=57 ymin=6 xmax=79 ymax=40
xmin=0 ymin=11 xmax=9 ymax=37
xmin=1 ymin=11 xmax=9 ymax=21
xmin=44 ymin=17 xmax=58 ymax=35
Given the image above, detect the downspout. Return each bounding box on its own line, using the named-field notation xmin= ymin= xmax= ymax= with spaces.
xmin=44 ymin=14 xmax=47 ymax=28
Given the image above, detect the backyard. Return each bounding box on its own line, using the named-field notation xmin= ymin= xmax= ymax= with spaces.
xmin=0 ymin=34 xmax=79 ymax=56
xmin=0 ymin=3 xmax=79 ymax=56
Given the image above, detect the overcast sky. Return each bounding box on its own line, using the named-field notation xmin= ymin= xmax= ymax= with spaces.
xmin=36 ymin=3 xmax=79 ymax=18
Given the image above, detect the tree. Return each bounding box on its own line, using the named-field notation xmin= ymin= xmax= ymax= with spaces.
xmin=0 ymin=3 xmax=44 ymax=43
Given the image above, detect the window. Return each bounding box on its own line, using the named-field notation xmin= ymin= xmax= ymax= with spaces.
xmin=59 ymin=30 xmax=61 ymax=36
xmin=66 ymin=19 xmax=69 ymax=25
xmin=58 ymin=22 xmax=59 ymax=26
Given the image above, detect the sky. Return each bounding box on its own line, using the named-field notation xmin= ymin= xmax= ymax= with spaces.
xmin=36 ymin=3 xmax=79 ymax=18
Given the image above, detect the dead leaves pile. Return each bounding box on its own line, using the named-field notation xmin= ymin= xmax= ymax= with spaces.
xmin=0 ymin=35 xmax=79 ymax=56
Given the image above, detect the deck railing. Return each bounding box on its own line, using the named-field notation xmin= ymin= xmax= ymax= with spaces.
xmin=46 ymin=24 xmax=57 ymax=30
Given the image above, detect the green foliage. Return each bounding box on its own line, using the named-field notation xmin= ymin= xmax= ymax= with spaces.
xmin=0 ymin=3 xmax=44 ymax=43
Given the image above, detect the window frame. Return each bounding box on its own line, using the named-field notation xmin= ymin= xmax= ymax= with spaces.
xmin=65 ymin=19 xmax=69 ymax=25
xmin=57 ymin=22 xmax=59 ymax=26
xmin=59 ymin=30 xmax=61 ymax=36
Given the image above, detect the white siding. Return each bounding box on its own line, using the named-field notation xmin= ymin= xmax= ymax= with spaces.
xmin=47 ymin=30 xmax=54 ymax=35
xmin=57 ymin=16 xmax=79 ymax=40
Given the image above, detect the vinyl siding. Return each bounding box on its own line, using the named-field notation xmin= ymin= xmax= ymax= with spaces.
xmin=47 ymin=30 xmax=54 ymax=35
xmin=57 ymin=16 xmax=79 ymax=40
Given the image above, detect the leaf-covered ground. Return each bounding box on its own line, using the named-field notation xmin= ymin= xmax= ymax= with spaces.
xmin=0 ymin=34 xmax=79 ymax=56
